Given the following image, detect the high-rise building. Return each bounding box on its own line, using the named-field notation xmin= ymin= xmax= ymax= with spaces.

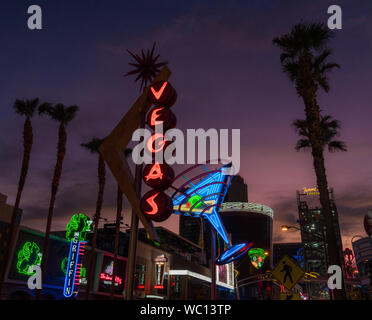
xmin=297 ymin=188 xmax=344 ymax=299
xmin=224 ymin=175 xmax=248 ymax=203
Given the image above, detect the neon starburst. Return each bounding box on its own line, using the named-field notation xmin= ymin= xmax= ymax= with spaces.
xmin=125 ymin=43 xmax=168 ymax=91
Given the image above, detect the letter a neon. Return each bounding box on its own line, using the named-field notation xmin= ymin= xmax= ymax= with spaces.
xmin=145 ymin=163 xmax=163 ymax=181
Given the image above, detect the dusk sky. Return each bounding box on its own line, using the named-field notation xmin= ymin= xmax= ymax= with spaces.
xmin=1 ymin=1 xmax=371 ymax=250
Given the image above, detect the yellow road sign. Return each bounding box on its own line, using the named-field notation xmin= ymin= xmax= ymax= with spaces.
xmin=234 ymin=269 xmax=240 ymax=278
xmin=280 ymin=293 xmax=301 ymax=300
xmin=272 ymin=255 xmax=305 ymax=290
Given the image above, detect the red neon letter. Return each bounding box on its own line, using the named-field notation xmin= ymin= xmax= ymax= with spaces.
xmin=146 ymin=133 xmax=167 ymax=153
xmin=150 ymin=107 xmax=165 ymax=126
xmin=144 ymin=193 xmax=159 ymax=215
xmin=145 ymin=162 xmax=163 ymax=181
xmin=151 ymin=81 xmax=168 ymax=100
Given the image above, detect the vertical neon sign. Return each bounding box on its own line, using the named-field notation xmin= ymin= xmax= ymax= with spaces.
xmin=154 ymin=254 xmax=167 ymax=289
xmin=63 ymin=213 xmax=92 ymax=298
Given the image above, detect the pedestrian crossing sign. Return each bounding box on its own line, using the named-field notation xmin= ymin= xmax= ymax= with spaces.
xmin=272 ymin=255 xmax=305 ymax=290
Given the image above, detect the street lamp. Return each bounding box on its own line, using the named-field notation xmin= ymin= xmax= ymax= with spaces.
xmin=281 ymin=224 xmax=325 ymax=245
xmin=281 ymin=225 xmax=289 ymax=232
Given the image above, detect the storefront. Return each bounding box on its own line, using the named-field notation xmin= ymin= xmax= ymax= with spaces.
xmin=3 ymin=226 xmax=128 ymax=300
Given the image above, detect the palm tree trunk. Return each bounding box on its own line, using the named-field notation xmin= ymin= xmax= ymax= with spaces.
xmin=298 ymin=55 xmax=346 ymax=300
xmin=311 ymin=148 xmax=346 ymax=300
xmin=0 ymin=117 xmax=33 ymax=296
xmin=110 ymin=184 xmax=123 ymax=298
xmin=302 ymin=106 xmax=345 ymax=297
xmin=85 ymin=154 xmax=105 ymax=300
xmin=36 ymin=124 xmax=67 ymax=300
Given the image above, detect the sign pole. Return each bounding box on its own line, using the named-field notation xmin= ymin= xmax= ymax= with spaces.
xmin=125 ymin=113 xmax=145 ymax=300
xmin=211 ymin=229 xmax=216 ymax=300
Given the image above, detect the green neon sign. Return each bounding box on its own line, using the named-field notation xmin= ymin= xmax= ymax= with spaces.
xmin=61 ymin=257 xmax=68 ymax=274
xmin=248 ymin=248 xmax=267 ymax=269
xmin=61 ymin=256 xmax=86 ymax=278
xmin=17 ymin=241 xmax=42 ymax=275
xmin=65 ymin=213 xmax=93 ymax=242
xmin=187 ymin=195 xmax=203 ymax=209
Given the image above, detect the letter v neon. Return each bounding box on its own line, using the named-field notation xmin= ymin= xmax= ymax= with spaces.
xmin=151 ymin=81 xmax=168 ymax=100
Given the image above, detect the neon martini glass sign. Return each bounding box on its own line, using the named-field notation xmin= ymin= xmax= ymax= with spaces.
xmin=172 ymin=163 xmax=254 ymax=265
xmin=63 ymin=213 xmax=93 ymax=298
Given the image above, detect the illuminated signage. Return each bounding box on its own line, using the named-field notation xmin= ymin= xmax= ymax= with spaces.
xmin=63 ymin=213 xmax=92 ymax=298
xmin=143 ymin=162 xmax=174 ymax=189
xmin=248 ymin=248 xmax=267 ymax=269
xmin=217 ymin=242 xmax=254 ymax=265
xmin=140 ymin=190 xmax=173 ymax=222
xmin=139 ymin=81 xmax=178 ymax=223
xmin=99 ymin=260 xmax=123 ymax=285
xmin=154 ymin=254 xmax=167 ymax=289
xmin=293 ymin=248 xmax=304 ymax=268
xmin=16 ymin=241 xmax=42 ymax=275
xmin=136 ymin=264 xmax=146 ymax=290
xmin=173 ymin=164 xmax=234 ymax=245
xmin=98 ymin=255 xmax=127 ymax=294
xmin=173 ymin=163 xmax=254 ymax=265
xmin=302 ymin=187 xmax=320 ymax=195
xmin=148 ymin=80 xmax=177 ymax=107
xmin=146 ymin=107 xmax=176 ymax=131
xmin=99 ymin=273 xmax=123 ymax=285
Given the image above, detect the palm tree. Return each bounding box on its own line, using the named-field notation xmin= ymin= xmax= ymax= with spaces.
xmin=110 ymin=148 xmax=132 ymax=298
xmin=36 ymin=103 xmax=78 ymax=299
xmin=81 ymin=138 xmax=106 ymax=300
xmin=273 ymin=22 xmax=346 ymax=299
xmin=0 ymin=98 xmax=49 ymax=295
xmin=293 ymin=115 xmax=347 ymax=152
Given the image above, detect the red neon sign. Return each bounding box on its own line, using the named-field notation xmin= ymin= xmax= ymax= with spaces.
xmin=151 ymin=81 xmax=168 ymax=100
xmin=150 ymin=107 xmax=165 ymax=126
xmin=99 ymin=273 xmax=123 ymax=285
xmin=153 ymin=285 xmax=164 ymax=289
xmin=144 ymin=192 xmax=159 ymax=215
xmin=144 ymin=162 xmax=163 ymax=182
xmin=146 ymin=133 xmax=167 ymax=153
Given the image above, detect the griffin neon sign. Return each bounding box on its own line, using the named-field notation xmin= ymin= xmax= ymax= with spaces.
xmin=63 ymin=213 xmax=92 ymax=298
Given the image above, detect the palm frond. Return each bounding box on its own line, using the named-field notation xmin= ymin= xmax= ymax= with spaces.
xmin=81 ymin=138 xmax=105 ymax=154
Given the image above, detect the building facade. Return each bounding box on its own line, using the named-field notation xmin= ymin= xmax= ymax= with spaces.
xmin=352 ymin=237 xmax=372 ymax=298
